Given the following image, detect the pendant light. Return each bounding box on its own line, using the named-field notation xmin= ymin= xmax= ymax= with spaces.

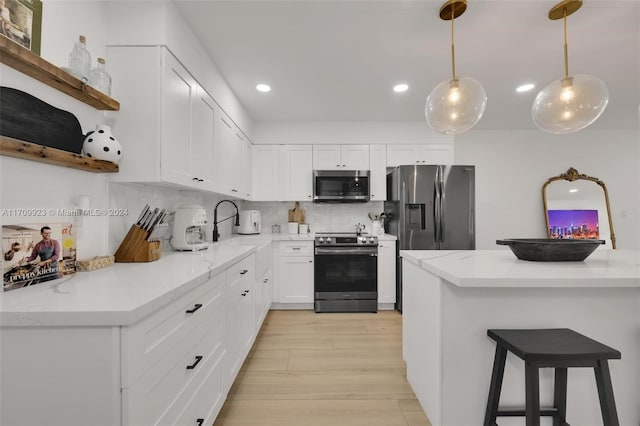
xmin=532 ymin=0 xmax=609 ymax=134
xmin=425 ymin=0 xmax=487 ymax=135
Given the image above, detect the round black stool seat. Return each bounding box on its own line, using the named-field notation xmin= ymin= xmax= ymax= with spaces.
xmin=484 ymin=328 xmax=621 ymax=426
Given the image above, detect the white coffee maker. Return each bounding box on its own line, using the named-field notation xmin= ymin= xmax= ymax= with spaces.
xmin=172 ymin=205 xmax=208 ymax=251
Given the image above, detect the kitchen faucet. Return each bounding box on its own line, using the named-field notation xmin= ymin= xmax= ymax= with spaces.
xmin=212 ymin=200 xmax=240 ymax=242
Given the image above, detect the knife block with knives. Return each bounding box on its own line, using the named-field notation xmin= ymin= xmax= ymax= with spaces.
xmin=115 ymin=205 xmax=168 ymax=263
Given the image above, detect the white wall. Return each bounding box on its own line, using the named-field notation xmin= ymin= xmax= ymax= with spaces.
xmin=454 ymin=129 xmax=640 ymax=250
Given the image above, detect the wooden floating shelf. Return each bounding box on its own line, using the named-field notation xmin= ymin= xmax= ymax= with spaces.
xmin=0 ymin=36 xmax=120 ymax=111
xmin=0 ymin=136 xmax=119 ymax=173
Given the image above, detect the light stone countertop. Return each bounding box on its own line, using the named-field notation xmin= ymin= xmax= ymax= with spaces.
xmin=0 ymin=243 xmax=259 ymax=327
xmin=400 ymin=249 xmax=640 ymax=288
xmin=0 ymin=233 xmax=397 ymax=327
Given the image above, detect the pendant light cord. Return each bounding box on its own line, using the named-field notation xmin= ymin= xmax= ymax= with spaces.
xmin=450 ymin=8 xmax=457 ymax=80
xmin=563 ymin=9 xmax=569 ymax=79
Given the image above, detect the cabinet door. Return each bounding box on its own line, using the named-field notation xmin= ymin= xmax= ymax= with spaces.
xmin=369 ymin=145 xmax=387 ymax=201
xmin=217 ymin=113 xmax=242 ymax=196
xmin=341 ymin=145 xmax=370 ymax=170
xmin=313 ymin=145 xmax=342 ymax=170
xmin=386 ymin=145 xmax=421 ymax=167
xmin=279 ymin=145 xmax=313 ymax=201
xmin=377 ymin=241 xmax=396 ymax=304
xmin=191 ymin=85 xmax=217 ymax=191
xmin=233 ymin=130 xmax=247 ymax=197
xmin=420 ymin=144 xmax=454 ymax=165
xmin=252 ymin=145 xmax=279 ymax=201
xmin=243 ymin=140 xmax=253 ymax=200
xmin=261 ymin=272 xmax=272 ymax=315
xmin=161 ymin=50 xmax=196 ymax=186
xmin=277 ymin=256 xmax=314 ymax=303
xmin=241 ymin=283 xmax=255 ymax=356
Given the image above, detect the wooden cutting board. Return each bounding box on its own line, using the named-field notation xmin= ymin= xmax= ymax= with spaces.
xmin=288 ymin=202 xmax=306 ymax=223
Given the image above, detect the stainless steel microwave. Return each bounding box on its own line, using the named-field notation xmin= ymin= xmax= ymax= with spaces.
xmin=313 ymin=170 xmax=370 ymax=203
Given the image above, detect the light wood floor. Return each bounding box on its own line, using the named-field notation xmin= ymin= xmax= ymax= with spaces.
xmin=214 ymin=310 xmax=431 ymax=426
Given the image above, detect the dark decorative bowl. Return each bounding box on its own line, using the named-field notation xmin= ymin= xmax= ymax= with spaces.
xmin=496 ymin=238 xmax=605 ymax=262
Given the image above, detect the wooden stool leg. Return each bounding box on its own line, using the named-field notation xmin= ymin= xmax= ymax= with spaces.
xmin=525 ymin=362 xmax=540 ymax=426
xmin=484 ymin=345 xmax=507 ymax=426
xmin=594 ymin=360 xmax=620 ymax=426
xmin=553 ymin=367 xmax=567 ymax=426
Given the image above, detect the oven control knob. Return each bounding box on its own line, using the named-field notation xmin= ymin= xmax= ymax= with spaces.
xmin=369 ymin=237 xmax=375 ymax=243
xmin=359 ymin=237 xmax=366 ymax=243
xmin=326 ymin=237 xmax=332 ymax=243
xmin=318 ymin=237 xmax=324 ymax=243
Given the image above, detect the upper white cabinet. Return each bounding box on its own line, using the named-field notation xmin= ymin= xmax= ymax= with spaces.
xmin=313 ymin=145 xmax=370 ymax=170
xmin=243 ymin=140 xmax=253 ymax=200
xmin=386 ymin=144 xmax=453 ymax=167
xmin=217 ymin=112 xmax=245 ymax=197
xmin=279 ymin=145 xmax=313 ymax=201
xmin=369 ymin=145 xmax=387 ymax=201
xmin=252 ymin=145 xmax=279 ymax=201
xmin=190 ymin=84 xmax=218 ymax=191
xmin=108 ymin=46 xmax=211 ymax=189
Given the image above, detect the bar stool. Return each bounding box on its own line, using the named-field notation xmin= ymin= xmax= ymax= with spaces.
xmin=484 ymin=328 xmax=621 ymax=426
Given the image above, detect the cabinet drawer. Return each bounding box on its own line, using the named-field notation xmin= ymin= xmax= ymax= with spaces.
xmin=226 ymin=254 xmax=255 ymax=292
xmin=277 ymin=242 xmax=313 ymax=256
xmin=123 ymin=273 xmax=225 ymax=385
xmin=127 ymin=295 xmax=225 ymax=426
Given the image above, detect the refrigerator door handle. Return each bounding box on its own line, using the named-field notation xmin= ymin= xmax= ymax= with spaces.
xmin=434 ymin=165 xmax=442 ymax=245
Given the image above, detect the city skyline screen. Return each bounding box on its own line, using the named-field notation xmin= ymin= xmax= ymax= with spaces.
xmin=548 ymin=209 xmax=599 ymax=239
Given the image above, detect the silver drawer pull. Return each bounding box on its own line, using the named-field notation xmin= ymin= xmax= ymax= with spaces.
xmin=240 ymin=269 xmax=248 ymax=275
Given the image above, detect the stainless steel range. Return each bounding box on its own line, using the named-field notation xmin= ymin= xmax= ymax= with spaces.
xmin=314 ymin=232 xmax=378 ymax=313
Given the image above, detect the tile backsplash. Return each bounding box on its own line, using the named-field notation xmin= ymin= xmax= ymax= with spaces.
xmin=243 ymin=201 xmax=385 ymax=234
xmin=108 ymin=183 xmax=243 ymax=252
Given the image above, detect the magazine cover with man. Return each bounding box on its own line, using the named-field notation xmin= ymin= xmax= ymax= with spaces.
xmin=2 ymin=223 xmax=76 ymax=292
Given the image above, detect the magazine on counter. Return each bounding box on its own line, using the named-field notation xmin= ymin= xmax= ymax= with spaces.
xmin=2 ymin=223 xmax=76 ymax=292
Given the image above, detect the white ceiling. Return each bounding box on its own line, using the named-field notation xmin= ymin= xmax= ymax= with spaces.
xmin=174 ymin=0 xmax=640 ymax=131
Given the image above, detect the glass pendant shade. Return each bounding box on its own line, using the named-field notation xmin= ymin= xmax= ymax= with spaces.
xmin=532 ymin=74 xmax=609 ymax=134
xmin=425 ymin=76 xmax=487 ymax=135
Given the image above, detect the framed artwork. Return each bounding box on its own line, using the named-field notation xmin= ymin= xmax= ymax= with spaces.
xmin=0 ymin=0 xmax=42 ymax=55
xmin=547 ymin=209 xmax=599 ymax=240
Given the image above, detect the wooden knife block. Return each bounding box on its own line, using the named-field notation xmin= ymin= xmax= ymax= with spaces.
xmin=114 ymin=225 xmax=161 ymax=263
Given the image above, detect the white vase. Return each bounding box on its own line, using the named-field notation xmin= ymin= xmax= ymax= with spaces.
xmin=81 ymin=124 xmax=122 ymax=164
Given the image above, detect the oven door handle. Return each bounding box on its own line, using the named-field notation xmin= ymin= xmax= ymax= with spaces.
xmin=315 ymin=248 xmax=378 ymax=255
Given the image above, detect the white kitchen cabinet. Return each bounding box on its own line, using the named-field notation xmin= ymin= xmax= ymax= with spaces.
xmin=252 ymin=145 xmax=279 ymax=201
xmin=0 ymin=272 xmax=227 ymax=426
xmin=191 ymin=84 xmax=218 ymax=191
xmin=243 ymin=140 xmax=253 ymax=200
xmin=369 ymin=144 xmax=387 ymax=201
xmin=279 ymin=145 xmax=313 ymax=201
xmin=217 ymin=112 xmax=245 ymax=197
xmin=386 ymin=144 xmax=453 ymax=167
xmin=225 ymin=254 xmax=256 ymax=388
xmin=313 ymin=144 xmax=370 ymax=170
xmin=107 ymin=46 xmax=213 ymax=190
xmin=273 ymin=241 xmax=314 ymax=305
xmin=377 ymin=240 xmax=396 ymax=306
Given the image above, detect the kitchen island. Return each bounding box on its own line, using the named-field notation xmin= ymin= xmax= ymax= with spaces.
xmin=400 ymin=249 xmax=640 ymax=426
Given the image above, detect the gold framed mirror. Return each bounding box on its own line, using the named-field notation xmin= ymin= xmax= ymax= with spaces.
xmin=542 ymin=167 xmax=616 ymax=249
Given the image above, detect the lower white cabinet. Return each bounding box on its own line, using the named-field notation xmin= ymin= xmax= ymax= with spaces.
xmin=225 ymin=254 xmax=256 ymax=388
xmin=273 ymin=241 xmax=314 ymax=304
xmin=0 ymin=250 xmax=270 ymax=426
xmin=377 ymin=240 xmax=396 ymax=305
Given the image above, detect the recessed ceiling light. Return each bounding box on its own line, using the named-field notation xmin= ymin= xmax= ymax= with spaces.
xmin=393 ymin=84 xmax=409 ymax=93
xmin=569 ymin=188 xmax=578 ymax=193
xmin=516 ymin=83 xmax=535 ymax=93
xmin=256 ymin=84 xmax=271 ymax=93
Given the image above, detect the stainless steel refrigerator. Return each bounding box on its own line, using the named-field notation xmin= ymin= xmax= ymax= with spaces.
xmin=384 ymin=165 xmax=475 ymax=311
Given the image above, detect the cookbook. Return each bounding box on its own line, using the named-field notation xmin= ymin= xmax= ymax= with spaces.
xmin=2 ymin=223 xmax=76 ymax=292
